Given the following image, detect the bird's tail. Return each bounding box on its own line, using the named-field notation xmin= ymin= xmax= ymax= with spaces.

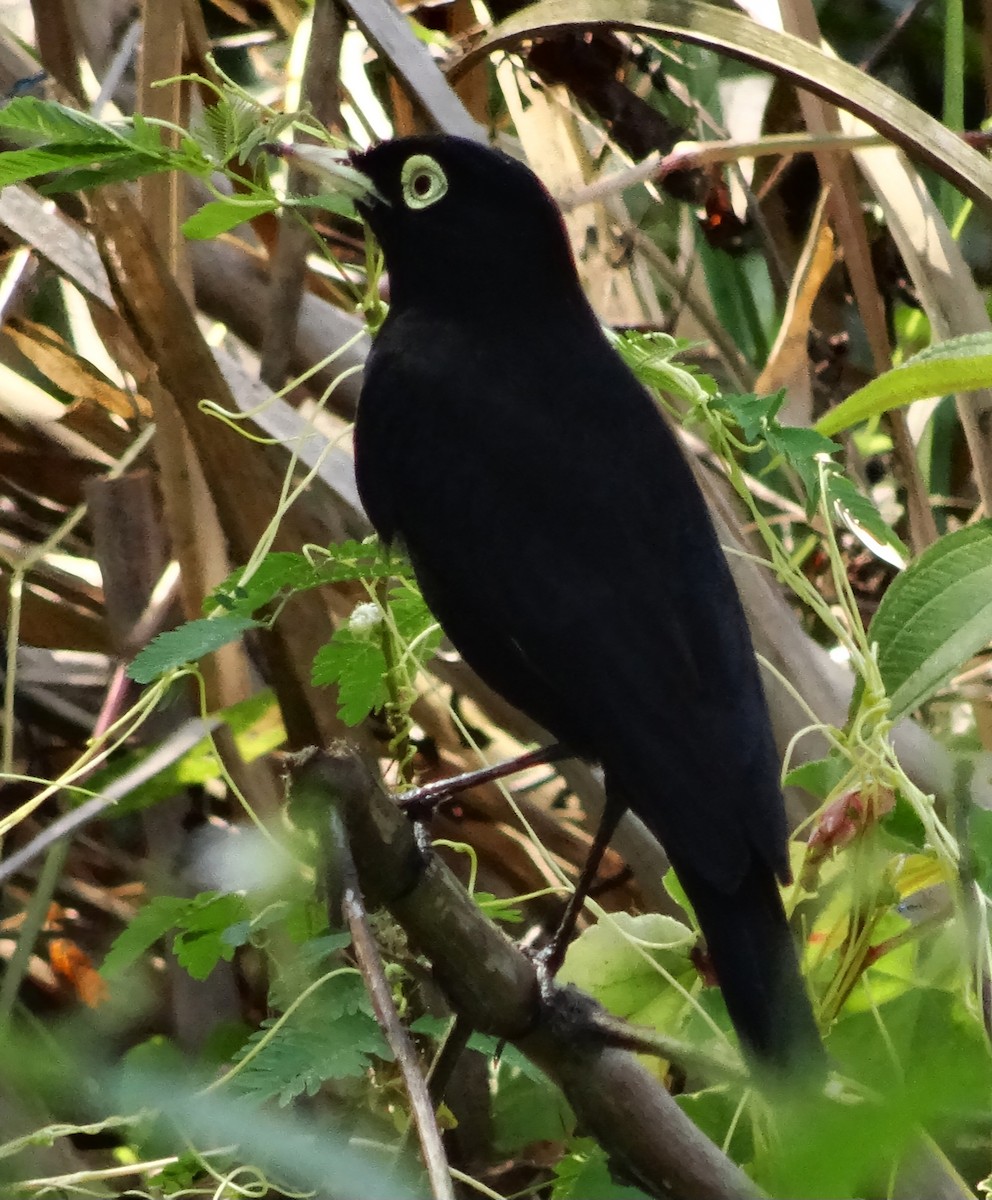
xmin=671 ymin=853 xmax=825 ymax=1078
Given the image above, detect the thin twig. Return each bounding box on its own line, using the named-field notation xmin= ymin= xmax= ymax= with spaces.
xmin=328 ymin=809 xmax=455 ymax=1200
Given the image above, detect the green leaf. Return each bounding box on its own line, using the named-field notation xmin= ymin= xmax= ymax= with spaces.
xmin=783 ymin=753 xmax=848 ymax=799
xmin=817 ymin=334 xmax=992 ymax=436
xmin=192 ymin=97 xmax=259 ymax=163
xmin=311 ymin=583 xmax=441 ymax=726
xmin=551 ymin=1137 xmax=653 ymax=1199
xmin=717 ymin=390 xmax=784 ymax=442
xmin=825 ymin=469 xmax=908 ymax=568
xmin=491 ymin=1058 xmax=573 ymax=1153
xmin=614 ymin=330 xmax=717 ymax=404
xmin=475 ymin=891 xmax=523 ymax=924
xmin=389 ymin=585 xmax=443 ymax=664
xmin=311 ymin=625 xmax=389 ymax=725
xmin=968 ymin=806 xmax=992 ymax=895
xmin=79 ymin=690 xmax=284 ymax=814
xmin=765 ymin=423 xmax=837 ymax=503
xmin=0 ymin=96 xmax=129 ymax=143
xmin=768 ymin=987 xmax=992 ymax=1198
xmin=674 ymin=1088 xmax=753 ymax=1167
xmin=38 ymin=153 xmax=174 ymax=194
xmin=182 ymin=198 xmax=276 ymax=239
xmin=880 ymin=792 xmax=927 ymax=851
xmin=128 ymin=615 xmax=261 ymax=683
xmin=232 ymin=982 xmax=391 ymax=1104
xmin=0 ymin=142 xmax=146 ymax=188
xmin=173 ymin=892 xmax=251 ymax=980
xmin=101 ymin=896 xmax=189 ymax=978
xmin=559 ymin=912 xmax=696 ymax=1036
xmin=868 ymin=520 xmax=992 ymax=721
xmin=294 ymin=190 xmax=360 ymax=219
xmin=208 ymin=541 xmax=398 ymax=618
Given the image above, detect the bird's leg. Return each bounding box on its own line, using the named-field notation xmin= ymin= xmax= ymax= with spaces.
xmin=398 ymin=742 xmax=570 ymax=819
xmin=534 ymin=804 xmax=624 ymax=990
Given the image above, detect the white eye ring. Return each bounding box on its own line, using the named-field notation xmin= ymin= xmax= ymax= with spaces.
xmin=401 ymin=155 xmax=448 ymax=209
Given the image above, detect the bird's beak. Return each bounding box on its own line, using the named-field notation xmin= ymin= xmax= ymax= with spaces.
xmin=268 ymin=143 xmax=386 ymax=205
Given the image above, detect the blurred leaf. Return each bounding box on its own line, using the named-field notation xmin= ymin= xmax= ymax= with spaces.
xmin=173 ymin=892 xmax=251 ymax=980
xmin=37 ymin=152 xmax=176 ymax=193
xmin=551 ymin=1137 xmax=653 ymax=1199
xmin=80 ymin=691 xmax=284 ymax=815
xmin=674 ymin=1088 xmax=753 ymax=1167
xmin=560 ymin=912 xmax=695 ymax=1033
xmin=475 ymin=891 xmax=523 ymax=923
xmin=101 ymin=896 xmax=189 ymax=979
xmin=868 ymin=520 xmax=992 ymax=721
xmin=967 ymin=806 xmax=992 ymax=894
xmin=117 ymin=1064 xmax=419 ymax=1197
xmin=232 ymin=979 xmax=391 ymax=1104
xmin=182 ymin=199 xmax=276 ymax=239
xmin=128 ymin=615 xmax=261 ymax=682
xmin=0 ymin=143 xmax=154 ymax=188
xmin=771 ymin=987 xmax=992 ymax=1198
xmin=0 ymin=96 xmax=129 ymax=142
xmin=491 ymin=1058 xmax=573 ymax=1153
xmin=783 ymin=753 xmax=848 ymax=799
xmin=880 ymin=793 xmax=928 ymax=851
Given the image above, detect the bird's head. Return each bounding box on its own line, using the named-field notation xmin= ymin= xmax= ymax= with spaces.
xmin=287 ymin=134 xmax=585 ymax=317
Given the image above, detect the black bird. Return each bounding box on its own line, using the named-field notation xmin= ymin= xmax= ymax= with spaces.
xmin=297 ymin=134 xmax=822 ymax=1074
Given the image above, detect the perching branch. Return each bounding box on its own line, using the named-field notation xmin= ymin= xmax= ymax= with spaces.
xmin=287 ymin=743 xmax=761 ymax=1200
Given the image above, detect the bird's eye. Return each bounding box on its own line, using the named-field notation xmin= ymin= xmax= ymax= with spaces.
xmin=401 ymin=155 xmax=448 ymax=210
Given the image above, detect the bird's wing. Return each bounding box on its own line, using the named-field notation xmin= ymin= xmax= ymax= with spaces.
xmin=357 ymin=328 xmax=787 ymax=891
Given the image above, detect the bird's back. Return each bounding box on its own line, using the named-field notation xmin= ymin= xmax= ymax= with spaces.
xmin=357 ymin=304 xmax=787 ymax=894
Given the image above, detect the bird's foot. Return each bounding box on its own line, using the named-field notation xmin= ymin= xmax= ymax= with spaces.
xmin=523 ymin=935 xmax=570 ymax=1003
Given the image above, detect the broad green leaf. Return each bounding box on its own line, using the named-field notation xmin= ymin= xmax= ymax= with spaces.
xmin=783 ymin=753 xmax=848 ymax=799
xmin=817 ymin=334 xmax=992 ymax=436
xmin=182 ymin=198 xmax=276 ymax=239
xmin=559 ymin=912 xmax=696 ymax=1035
xmin=868 ymin=520 xmax=992 ymax=721
xmin=128 ymin=615 xmax=261 ymax=683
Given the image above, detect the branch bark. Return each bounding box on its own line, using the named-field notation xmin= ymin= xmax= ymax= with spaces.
xmin=288 ymin=743 xmax=762 ymax=1200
